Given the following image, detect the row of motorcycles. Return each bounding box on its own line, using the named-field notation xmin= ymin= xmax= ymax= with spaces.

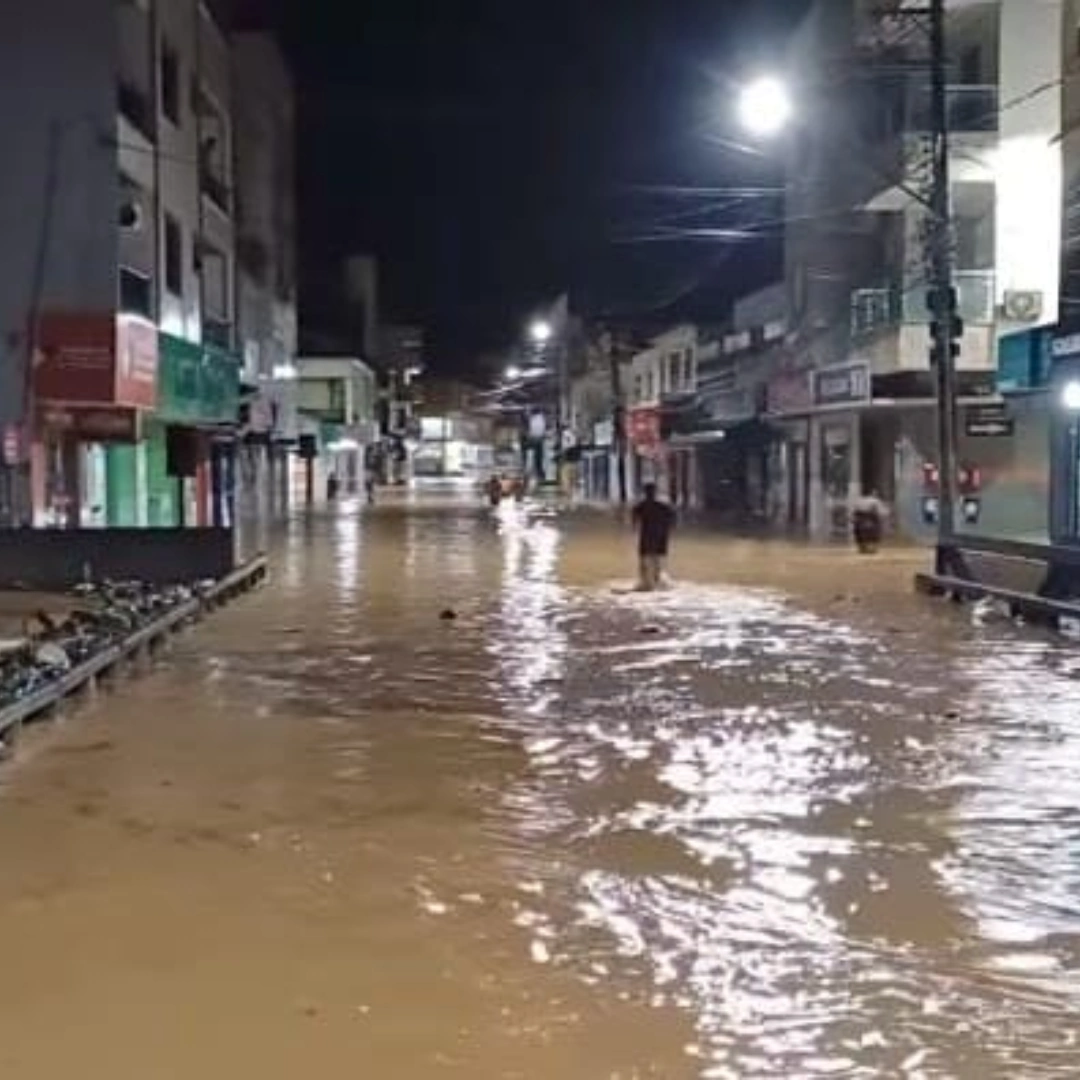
xmin=0 ymin=580 xmax=209 ymax=711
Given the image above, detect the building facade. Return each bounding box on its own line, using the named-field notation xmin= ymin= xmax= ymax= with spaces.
xmin=776 ymin=0 xmax=1063 ymax=540
xmin=0 ymin=0 xmax=244 ymax=529
xmin=295 ymin=356 xmax=378 ymax=499
xmin=232 ymin=29 xmax=299 ymax=526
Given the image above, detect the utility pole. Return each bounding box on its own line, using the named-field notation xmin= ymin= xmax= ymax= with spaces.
xmin=606 ymin=330 xmax=628 ymax=504
xmin=927 ymin=0 xmax=960 ymax=547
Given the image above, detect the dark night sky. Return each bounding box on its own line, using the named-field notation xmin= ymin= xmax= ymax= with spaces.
xmin=263 ymin=1 xmax=809 ymax=370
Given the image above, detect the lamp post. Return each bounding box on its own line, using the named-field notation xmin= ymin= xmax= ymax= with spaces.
xmin=735 ymin=16 xmax=958 ymax=556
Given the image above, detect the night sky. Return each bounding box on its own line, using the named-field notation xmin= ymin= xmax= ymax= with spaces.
xmin=261 ymin=1 xmax=809 ymax=371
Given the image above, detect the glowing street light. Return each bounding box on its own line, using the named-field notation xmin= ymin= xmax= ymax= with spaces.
xmin=529 ymin=319 xmax=553 ymax=345
xmin=504 ymin=364 xmax=522 ymax=381
xmin=737 ymin=75 xmax=792 ymax=138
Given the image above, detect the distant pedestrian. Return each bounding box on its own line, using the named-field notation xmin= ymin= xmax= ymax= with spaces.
xmin=851 ymin=489 xmax=886 ymax=554
xmin=632 ymin=482 xmax=676 ymax=591
xmin=487 ymin=474 xmax=503 ymax=507
xmin=364 ymin=468 xmax=377 ymax=505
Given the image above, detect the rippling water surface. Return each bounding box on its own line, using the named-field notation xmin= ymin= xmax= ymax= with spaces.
xmin=1 ymin=495 xmax=1079 ymax=1078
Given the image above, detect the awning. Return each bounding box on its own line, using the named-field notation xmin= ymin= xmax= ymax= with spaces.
xmin=668 ymin=416 xmax=777 ymax=447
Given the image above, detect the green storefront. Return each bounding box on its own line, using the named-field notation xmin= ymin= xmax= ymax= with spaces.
xmin=106 ymin=333 xmax=239 ymax=526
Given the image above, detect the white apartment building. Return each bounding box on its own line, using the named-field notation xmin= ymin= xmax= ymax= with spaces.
xmin=777 ymin=0 xmax=1063 ymax=539
xmin=296 ymin=356 xmax=378 ymax=497
xmin=625 ymin=325 xmax=700 ymax=503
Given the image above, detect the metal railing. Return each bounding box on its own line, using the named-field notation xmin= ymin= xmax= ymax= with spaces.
xmin=852 ymin=270 xmax=995 ymax=337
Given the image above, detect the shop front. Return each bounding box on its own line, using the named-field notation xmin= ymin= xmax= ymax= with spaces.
xmin=810 ymin=362 xmax=871 ymax=539
xmin=764 ymin=368 xmax=814 ymax=530
xmin=33 ymin=312 xmax=158 ymax=527
xmin=153 ymin=333 xmax=240 ymax=527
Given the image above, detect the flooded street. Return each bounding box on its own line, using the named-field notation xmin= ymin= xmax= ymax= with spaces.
xmin=2 ymin=496 xmax=1080 ymax=1078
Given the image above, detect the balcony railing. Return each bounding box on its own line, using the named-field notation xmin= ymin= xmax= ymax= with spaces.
xmin=117 ymin=80 xmax=155 ymax=143
xmin=851 ymin=270 xmax=996 ymax=337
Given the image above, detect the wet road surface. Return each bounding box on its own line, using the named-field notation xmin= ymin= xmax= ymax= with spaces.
xmin=1 ymin=496 xmax=1080 ymax=1078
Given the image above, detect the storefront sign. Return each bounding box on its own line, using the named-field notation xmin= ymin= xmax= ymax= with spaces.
xmin=1051 ymin=332 xmax=1080 ymax=360
xmin=35 ymin=313 xmax=116 ymax=403
xmin=35 ymin=311 xmax=159 ymax=410
xmin=593 ymin=418 xmax=614 ymax=447
xmin=813 ymin=362 xmax=871 ymax=407
xmin=115 ymin=316 xmax=158 ymax=408
xmin=40 ymin=406 xmax=142 ymax=443
xmin=765 ymin=369 xmax=812 ymax=416
xmin=158 ymin=333 xmax=240 ymax=426
xmin=965 ymin=403 xmax=1014 ymax=437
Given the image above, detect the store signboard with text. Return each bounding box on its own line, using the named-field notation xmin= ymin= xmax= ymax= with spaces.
xmin=35 ymin=312 xmax=158 ymax=411
xmin=813 ymin=362 xmax=871 ymax=408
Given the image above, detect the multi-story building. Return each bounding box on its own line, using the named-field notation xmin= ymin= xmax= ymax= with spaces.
xmin=625 ymin=325 xmax=700 ymax=504
xmin=232 ymin=29 xmax=299 ymax=523
xmin=0 ymin=0 xmax=242 ymax=528
xmin=778 ymin=0 xmax=1063 ymax=539
xmin=295 ymin=356 xmax=378 ymax=498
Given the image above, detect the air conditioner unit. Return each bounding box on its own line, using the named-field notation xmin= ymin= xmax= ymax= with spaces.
xmin=1002 ymin=290 xmax=1043 ymax=322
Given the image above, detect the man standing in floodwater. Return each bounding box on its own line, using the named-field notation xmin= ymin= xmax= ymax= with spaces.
xmin=632 ymin=482 xmax=676 ymax=591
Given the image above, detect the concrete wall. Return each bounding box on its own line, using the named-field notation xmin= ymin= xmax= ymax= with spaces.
xmin=0 ymin=0 xmax=118 ymax=428
xmin=0 ymin=527 xmax=236 ymax=588
xmin=156 ymin=0 xmax=202 ymax=341
xmin=233 ymin=33 xmax=297 ymax=380
xmin=995 ymin=0 xmax=1062 ymax=333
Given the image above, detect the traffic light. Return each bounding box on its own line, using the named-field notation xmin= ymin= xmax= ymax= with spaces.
xmin=927 ymin=285 xmax=963 ymax=365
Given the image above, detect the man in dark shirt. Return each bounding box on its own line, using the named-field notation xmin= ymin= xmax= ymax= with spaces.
xmin=631 ymin=483 xmax=676 ymax=591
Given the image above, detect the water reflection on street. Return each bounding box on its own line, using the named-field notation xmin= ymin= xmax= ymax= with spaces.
xmin=1 ymin=494 xmax=1079 ymax=1078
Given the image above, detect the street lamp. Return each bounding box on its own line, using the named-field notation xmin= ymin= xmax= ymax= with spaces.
xmin=737 ymin=75 xmax=792 ymax=139
xmin=529 ymin=319 xmax=553 ymax=345
xmin=504 ymin=364 xmax=522 ymax=381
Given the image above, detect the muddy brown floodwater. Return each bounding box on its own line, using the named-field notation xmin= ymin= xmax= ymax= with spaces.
xmin=1 ymin=495 xmax=1080 ymax=1079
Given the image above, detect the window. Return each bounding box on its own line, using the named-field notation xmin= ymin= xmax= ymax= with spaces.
xmin=199 ymin=242 xmax=229 ymax=320
xmin=160 ymin=39 xmax=181 ymax=124
xmin=633 ymin=374 xmax=643 ymax=403
xmin=959 ymin=46 xmax=981 ymax=85
xmin=668 ymin=351 xmax=682 ymax=392
xmin=164 ymin=214 xmax=182 ymax=296
xmin=645 ymin=369 xmax=655 ymax=402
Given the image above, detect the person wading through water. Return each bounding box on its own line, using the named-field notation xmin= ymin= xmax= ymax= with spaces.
xmin=631 ymin=482 xmax=676 ymax=591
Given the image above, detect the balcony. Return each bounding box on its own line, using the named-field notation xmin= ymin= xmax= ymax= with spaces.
xmin=850 ymin=271 xmax=996 ymax=374
xmin=117 ymin=80 xmax=155 ymax=143
xmin=852 ymin=270 xmax=996 ymax=337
